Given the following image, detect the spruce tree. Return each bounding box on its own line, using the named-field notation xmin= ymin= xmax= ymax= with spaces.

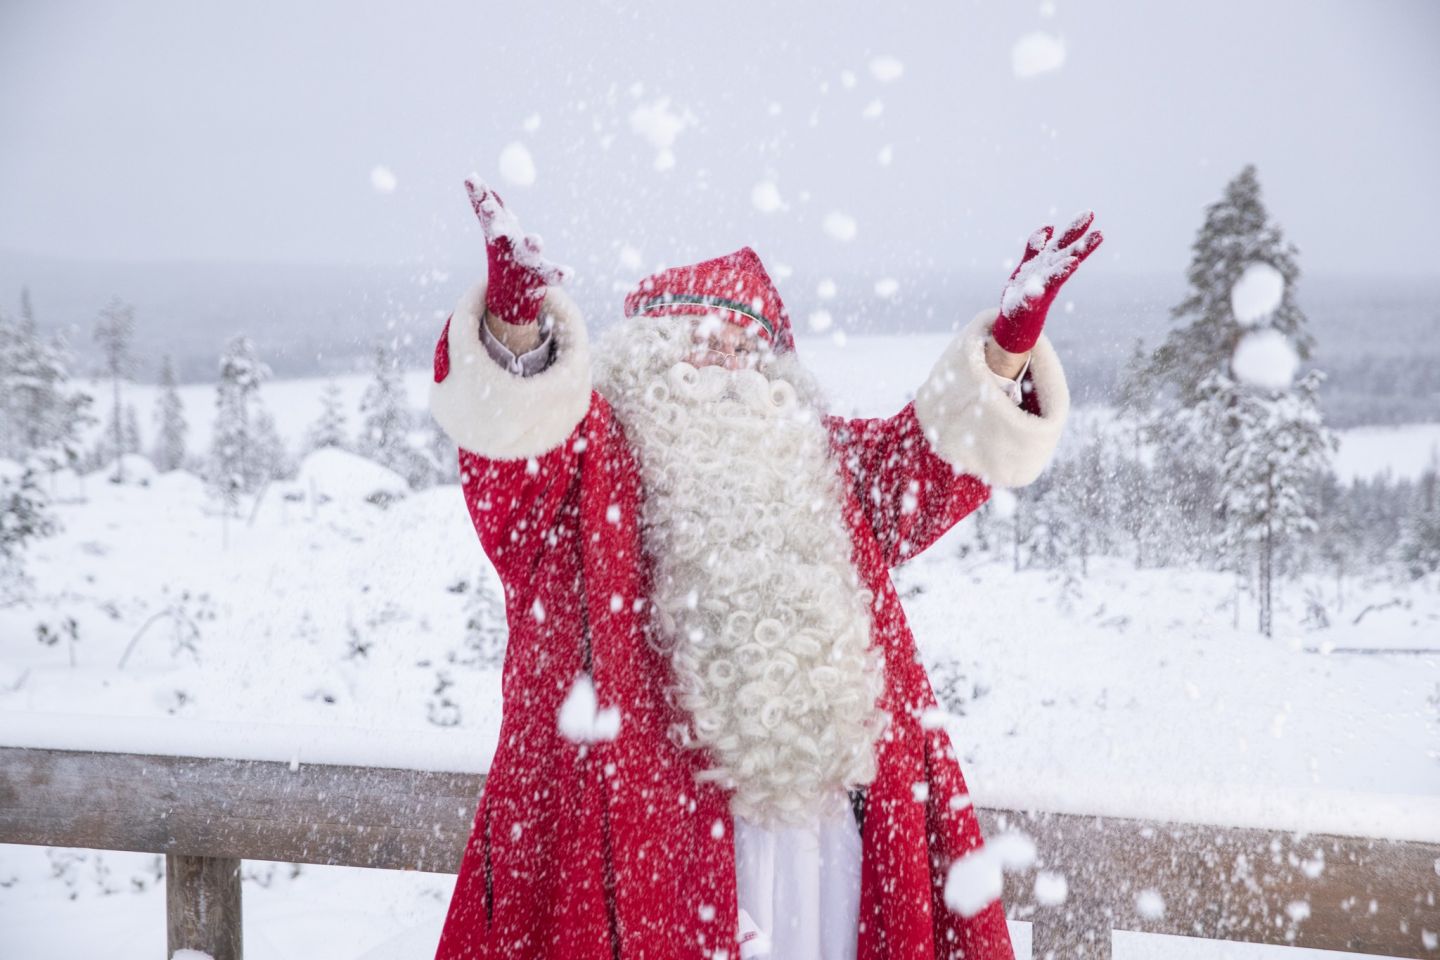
xmin=305 ymin=379 xmax=349 ymax=453
xmin=152 ymin=354 xmax=188 ymax=472
xmin=1397 ymin=448 xmax=1440 ymax=579
xmin=0 ymin=292 xmax=93 ymax=470
xmin=359 ymin=338 xmax=408 ymax=466
xmin=122 ymin=403 xmax=142 ymax=457
xmin=1185 ymin=369 xmax=1335 ymax=634
xmin=251 ymin=404 xmax=292 ymax=485
xmin=1147 ymin=165 xmax=1314 ymax=406
xmin=210 ymin=334 xmax=272 ymax=513
xmin=1152 ymin=165 xmax=1336 ymax=635
xmin=0 ymin=461 xmax=59 ymax=589
xmin=0 ymin=307 xmax=22 ymax=457
xmin=358 ymin=337 xmax=431 ymax=487
xmin=93 ymin=298 xmax=137 ymax=483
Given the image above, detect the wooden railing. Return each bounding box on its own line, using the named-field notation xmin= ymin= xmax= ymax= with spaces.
xmin=2 ymin=745 xmax=1436 ymax=959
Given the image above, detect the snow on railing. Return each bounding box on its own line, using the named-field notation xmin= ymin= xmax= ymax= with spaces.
xmin=1 ymin=739 xmax=1437 ymax=959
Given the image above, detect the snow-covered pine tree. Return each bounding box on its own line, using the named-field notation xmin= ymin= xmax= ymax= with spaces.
xmin=209 ymin=333 xmax=273 ymax=514
xmin=359 ymin=336 xmax=432 ymax=487
xmin=1144 ymin=166 xmax=1320 ymax=562
xmin=1146 ymin=165 xmax=1314 ymax=405
xmin=251 ymin=404 xmax=292 ymax=485
xmin=0 ymin=307 xmax=24 ymax=458
xmin=360 ymin=338 xmax=405 ymax=459
xmin=152 ymin=354 xmax=188 ymax=472
xmin=0 ymin=292 xmax=93 ymax=471
xmin=1188 ymin=368 xmax=1335 ymax=635
xmin=304 ymin=379 xmax=349 ymax=453
xmin=93 ymin=298 xmax=137 ymax=483
xmin=92 ymin=297 xmax=135 ymax=483
xmin=423 ymin=414 xmax=461 ymax=485
xmin=122 ymin=402 xmax=141 ymax=456
xmin=462 ymin=570 xmax=508 ymax=669
xmin=1396 ymin=447 xmax=1440 ymax=579
xmin=0 ymin=461 xmax=59 ymax=596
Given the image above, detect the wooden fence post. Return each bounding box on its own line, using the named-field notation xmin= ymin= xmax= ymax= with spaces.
xmin=166 ymin=854 xmax=243 ymax=960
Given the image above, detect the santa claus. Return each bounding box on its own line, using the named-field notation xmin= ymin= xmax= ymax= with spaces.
xmin=428 ymin=179 xmax=1100 ymax=960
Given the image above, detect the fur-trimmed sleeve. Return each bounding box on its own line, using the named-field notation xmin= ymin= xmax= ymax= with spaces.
xmin=428 ymin=280 xmax=593 ymax=460
xmin=912 ymin=307 xmax=1070 ymax=488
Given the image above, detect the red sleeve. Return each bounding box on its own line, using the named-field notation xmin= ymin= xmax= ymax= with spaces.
xmin=827 ymin=403 xmax=991 ymax=568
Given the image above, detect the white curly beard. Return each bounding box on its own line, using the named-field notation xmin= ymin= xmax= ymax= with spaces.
xmin=594 ymin=316 xmax=890 ymax=827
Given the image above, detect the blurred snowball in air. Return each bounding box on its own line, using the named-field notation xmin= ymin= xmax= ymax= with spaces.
xmin=1232 ymin=328 xmax=1299 ymax=391
xmin=808 ymin=310 xmax=834 ymax=333
xmin=752 ymin=180 xmax=786 ymax=213
xmin=824 ymin=211 xmax=858 ymax=241
xmin=1012 ymin=32 xmax=1066 ymax=78
xmin=369 ymin=165 xmax=397 ymax=194
xmin=869 ymin=56 xmax=905 ymax=82
xmin=1230 ymin=261 xmax=1285 ymax=326
xmin=499 ymin=142 xmax=536 ymax=187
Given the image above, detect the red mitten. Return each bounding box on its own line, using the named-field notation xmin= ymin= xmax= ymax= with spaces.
xmin=992 ymin=209 xmax=1103 ymax=354
xmin=465 ymin=178 xmax=572 ymax=326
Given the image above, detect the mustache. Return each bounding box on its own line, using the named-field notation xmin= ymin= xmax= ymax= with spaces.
xmin=662 ymin=361 xmax=800 ymax=415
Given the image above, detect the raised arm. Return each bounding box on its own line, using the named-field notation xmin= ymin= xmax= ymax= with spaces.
xmin=428 ymin=179 xmax=595 ymax=581
xmin=828 ymin=311 xmax=1067 ymax=566
xmin=830 ymin=211 xmax=1102 ymax=567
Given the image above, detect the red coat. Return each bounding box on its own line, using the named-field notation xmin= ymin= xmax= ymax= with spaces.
xmin=427 ymin=281 xmax=1070 ymax=960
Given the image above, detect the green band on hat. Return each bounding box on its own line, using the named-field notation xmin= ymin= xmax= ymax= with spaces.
xmin=634 ymin=293 xmax=777 ymax=340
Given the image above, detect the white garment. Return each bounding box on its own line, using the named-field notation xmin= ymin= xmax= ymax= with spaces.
xmin=733 ymin=787 xmax=864 ymax=960
xmin=727 ymin=361 xmax=1027 ymax=959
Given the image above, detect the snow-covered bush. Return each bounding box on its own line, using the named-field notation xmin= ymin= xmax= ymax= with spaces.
xmin=1396 ymin=509 xmax=1440 ymax=579
xmin=0 ymin=460 xmax=60 ymax=589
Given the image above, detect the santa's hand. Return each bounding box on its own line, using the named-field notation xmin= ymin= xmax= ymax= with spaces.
xmin=992 ymin=210 xmax=1103 ymax=354
xmin=465 ymin=177 xmax=573 ymax=326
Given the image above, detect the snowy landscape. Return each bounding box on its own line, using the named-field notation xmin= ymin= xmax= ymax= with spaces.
xmin=2 ymin=328 xmax=1437 ymax=958
xmin=3 ymin=0 xmax=1439 ymax=957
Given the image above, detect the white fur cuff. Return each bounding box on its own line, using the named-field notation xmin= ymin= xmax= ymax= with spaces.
xmin=428 ymin=280 xmax=592 ymax=459
xmin=912 ymin=307 xmax=1070 ymax=487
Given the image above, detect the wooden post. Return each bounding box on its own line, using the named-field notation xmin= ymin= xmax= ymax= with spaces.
xmin=166 ymin=854 xmax=243 ymax=960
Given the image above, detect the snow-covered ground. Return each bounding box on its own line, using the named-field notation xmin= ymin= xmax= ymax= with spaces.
xmin=3 ymin=335 xmax=1437 ymax=959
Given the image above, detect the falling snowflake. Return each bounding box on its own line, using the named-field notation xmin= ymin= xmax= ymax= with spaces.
xmin=1231 ymin=328 xmax=1299 ymax=390
xmin=869 ymin=56 xmax=905 ymax=82
xmin=369 ymin=165 xmax=397 ymax=194
xmin=752 ymin=180 xmax=785 ymax=214
xmin=498 ymin=142 xmax=536 ymax=187
xmin=1135 ymin=888 xmax=1165 ymax=919
xmin=558 ymin=673 xmax=621 ymax=743
xmin=823 ymin=211 xmax=858 ymax=242
xmin=629 ymin=97 xmax=697 ymax=172
xmin=1230 ymin=261 xmax=1285 ymax=326
xmin=807 ymin=310 xmax=834 ymax=334
xmin=943 ymin=848 xmax=1004 ymax=918
xmin=1034 ymin=870 xmax=1068 ymax=906
xmin=1012 ymin=32 xmax=1066 ymax=78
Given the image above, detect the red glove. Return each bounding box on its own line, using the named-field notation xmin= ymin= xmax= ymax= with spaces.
xmin=992 ymin=210 xmax=1103 ymax=354
xmin=464 ymin=178 xmax=571 ymax=326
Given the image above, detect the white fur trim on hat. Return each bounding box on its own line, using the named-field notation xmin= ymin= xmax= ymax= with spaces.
xmin=912 ymin=307 xmax=1070 ymax=488
xmin=428 ymin=280 xmax=592 ymax=459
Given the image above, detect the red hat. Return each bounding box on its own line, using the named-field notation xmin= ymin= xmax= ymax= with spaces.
xmin=622 ymin=246 xmax=796 ymax=353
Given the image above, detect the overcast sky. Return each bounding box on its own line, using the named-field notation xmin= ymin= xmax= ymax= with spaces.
xmin=2 ymin=0 xmax=1436 ymax=288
